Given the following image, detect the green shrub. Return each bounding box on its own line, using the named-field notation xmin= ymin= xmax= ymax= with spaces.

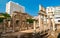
xmin=0 ymin=13 xmax=11 ymax=23
xmin=26 ymin=19 xmax=35 ymax=23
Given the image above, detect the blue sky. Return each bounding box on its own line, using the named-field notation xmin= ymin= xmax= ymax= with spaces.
xmin=0 ymin=0 xmax=60 ymax=16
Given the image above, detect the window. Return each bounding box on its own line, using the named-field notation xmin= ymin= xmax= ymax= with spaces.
xmin=48 ymin=8 xmax=50 ymax=11
xmin=51 ymin=8 xmax=52 ymax=10
xmin=58 ymin=20 xmax=60 ymax=22
xmin=16 ymin=20 xmax=19 ymax=25
xmin=55 ymin=17 xmax=60 ymax=19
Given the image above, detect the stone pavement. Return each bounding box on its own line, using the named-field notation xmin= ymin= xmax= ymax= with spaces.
xmin=1 ymin=28 xmax=40 ymax=36
xmin=2 ymin=28 xmax=59 ymax=38
xmin=48 ymin=29 xmax=60 ymax=38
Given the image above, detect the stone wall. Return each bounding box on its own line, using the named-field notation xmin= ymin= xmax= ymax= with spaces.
xmin=11 ymin=11 xmax=33 ymax=31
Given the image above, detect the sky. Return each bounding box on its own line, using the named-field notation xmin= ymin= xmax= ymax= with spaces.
xmin=0 ymin=0 xmax=60 ymax=16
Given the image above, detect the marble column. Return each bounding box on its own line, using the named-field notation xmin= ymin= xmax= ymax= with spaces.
xmin=8 ymin=21 xmax=10 ymax=27
xmin=39 ymin=14 xmax=44 ymax=32
xmin=44 ymin=15 xmax=46 ymax=31
xmin=12 ymin=18 xmax=15 ymax=32
xmin=48 ymin=16 xmax=51 ymax=30
xmin=39 ymin=15 xmax=41 ymax=32
xmin=42 ymin=15 xmax=44 ymax=31
xmin=52 ymin=15 xmax=55 ymax=31
xmin=45 ymin=15 xmax=47 ymax=30
xmin=33 ymin=20 xmax=36 ymax=33
xmin=3 ymin=19 xmax=6 ymax=33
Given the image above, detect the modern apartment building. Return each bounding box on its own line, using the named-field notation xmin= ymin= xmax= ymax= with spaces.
xmin=6 ymin=1 xmax=25 ymax=16
xmin=46 ymin=6 xmax=60 ymax=24
xmin=54 ymin=6 xmax=60 ymax=23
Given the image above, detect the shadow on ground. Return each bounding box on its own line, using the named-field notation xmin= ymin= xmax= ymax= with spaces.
xmin=57 ymin=33 xmax=60 ymax=38
xmin=1 ymin=32 xmax=48 ymax=38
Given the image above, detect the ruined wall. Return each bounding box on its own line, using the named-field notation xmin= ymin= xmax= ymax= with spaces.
xmin=11 ymin=11 xmax=33 ymax=31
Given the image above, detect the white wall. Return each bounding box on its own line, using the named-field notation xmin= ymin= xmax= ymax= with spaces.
xmin=54 ymin=15 xmax=60 ymax=23
xmin=6 ymin=2 xmax=10 ymax=14
xmin=46 ymin=6 xmax=60 ymax=23
xmin=6 ymin=1 xmax=25 ymax=15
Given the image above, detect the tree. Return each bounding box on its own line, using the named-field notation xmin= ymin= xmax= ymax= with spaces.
xmin=0 ymin=13 xmax=11 ymax=23
xmin=26 ymin=18 xmax=37 ymax=29
xmin=1 ymin=13 xmax=11 ymax=19
xmin=26 ymin=19 xmax=35 ymax=23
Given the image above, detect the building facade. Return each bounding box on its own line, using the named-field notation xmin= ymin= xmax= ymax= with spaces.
xmin=6 ymin=1 xmax=25 ymax=16
xmin=54 ymin=7 xmax=60 ymax=24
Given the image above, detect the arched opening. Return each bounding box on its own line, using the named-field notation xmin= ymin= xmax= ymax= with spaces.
xmin=15 ymin=20 xmax=20 ymax=31
xmin=16 ymin=20 xmax=19 ymax=25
